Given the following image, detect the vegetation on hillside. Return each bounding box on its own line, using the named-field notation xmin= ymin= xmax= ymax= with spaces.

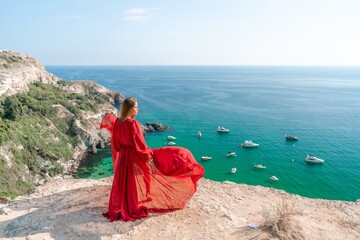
xmin=0 ymin=81 xmax=107 ymax=198
xmin=0 ymin=51 xmax=24 ymax=69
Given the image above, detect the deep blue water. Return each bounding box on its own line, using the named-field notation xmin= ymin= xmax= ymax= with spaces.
xmin=46 ymin=66 xmax=360 ymax=201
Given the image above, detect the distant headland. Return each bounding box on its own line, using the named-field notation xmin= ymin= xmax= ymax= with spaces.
xmin=0 ymin=50 xmax=167 ymax=198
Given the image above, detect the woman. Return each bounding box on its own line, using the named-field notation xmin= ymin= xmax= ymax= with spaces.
xmin=100 ymin=97 xmax=204 ymax=222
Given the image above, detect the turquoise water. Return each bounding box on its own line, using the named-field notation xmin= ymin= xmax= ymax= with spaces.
xmin=47 ymin=66 xmax=360 ymax=201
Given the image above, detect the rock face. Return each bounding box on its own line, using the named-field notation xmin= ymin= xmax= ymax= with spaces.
xmin=0 ymin=50 xmax=123 ymax=196
xmin=144 ymin=122 xmax=170 ymax=132
xmin=0 ymin=50 xmax=122 ymax=156
xmin=0 ymin=50 xmax=60 ymax=96
xmin=0 ymin=50 xmax=171 ymax=198
xmin=54 ymin=79 xmax=123 ymax=157
xmin=60 ymin=80 xmax=122 ymax=106
xmin=56 ymin=80 xmax=122 ymax=170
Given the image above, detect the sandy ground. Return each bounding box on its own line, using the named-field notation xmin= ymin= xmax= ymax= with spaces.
xmin=1 ymin=176 xmax=359 ymax=240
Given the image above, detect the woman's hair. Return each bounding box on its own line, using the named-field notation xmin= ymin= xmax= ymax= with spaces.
xmin=119 ymin=97 xmax=137 ymax=120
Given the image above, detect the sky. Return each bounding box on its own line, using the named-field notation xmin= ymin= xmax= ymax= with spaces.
xmin=1 ymin=0 xmax=360 ymax=66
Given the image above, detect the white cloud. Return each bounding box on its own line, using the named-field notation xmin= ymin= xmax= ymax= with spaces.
xmin=123 ymin=8 xmax=159 ymax=22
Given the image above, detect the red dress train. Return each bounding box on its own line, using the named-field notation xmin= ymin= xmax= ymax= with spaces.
xmin=100 ymin=113 xmax=204 ymax=222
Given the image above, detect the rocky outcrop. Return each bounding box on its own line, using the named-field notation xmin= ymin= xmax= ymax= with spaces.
xmin=57 ymin=81 xmax=122 ymax=173
xmin=144 ymin=122 xmax=170 ymax=132
xmin=60 ymin=80 xmax=122 ymax=105
xmin=0 ymin=50 xmax=60 ymax=96
xmin=0 ymin=51 xmax=123 ymax=195
xmin=0 ymin=50 xmax=170 ymax=197
xmin=1 ymin=177 xmax=359 ymax=240
xmin=55 ymin=80 xmax=122 ymax=156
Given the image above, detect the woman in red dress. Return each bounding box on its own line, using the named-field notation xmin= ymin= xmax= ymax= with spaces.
xmin=101 ymin=97 xmax=204 ymax=222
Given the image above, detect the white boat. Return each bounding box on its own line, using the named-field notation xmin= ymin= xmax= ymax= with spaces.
xmin=167 ymin=136 xmax=176 ymax=140
xmin=197 ymin=131 xmax=202 ymax=138
xmin=167 ymin=141 xmax=176 ymax=146
xmin=240 ymin=140 xmax=259 ymax=148
xmin=217 ymin=126 xmax=230 ymax=133
xmin=254 ymin=164 xmax=267 ymax=169
xmin=226 ymin=152 xmax=236 ymax=157
xmin=201 ymin=156 xmax=212 ymax=161
xmin=269 ymin=176 xmax=279 ymax=181
xmin=231 ymin=167 xmax=237 ymax=173
xmin=305 ymin=154 xmax=325 ymax=164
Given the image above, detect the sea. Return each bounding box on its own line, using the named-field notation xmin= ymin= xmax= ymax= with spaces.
xmin=46 ymin=66 xmax=360 ymax=202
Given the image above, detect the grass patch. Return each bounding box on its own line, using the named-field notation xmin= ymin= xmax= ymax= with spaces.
xmin=261 ymin=201 xmax=304 ymax=240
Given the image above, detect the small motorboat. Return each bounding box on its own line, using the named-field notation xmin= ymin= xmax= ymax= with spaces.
xmin=269 ymin=176 xmax=279 ymax=181
xmin=167 ymin=136 xmax=176 ymax=140
xmin=254 ymin=164 xmax=267 ymax=169
xmin=240 ymin=140 xmax=259 ymax=148
xmin=197 ymin=131 xmax=202 ymax=138
xmin=167 ymin=141 xmax=176 ymax=146
xmin=201 ymin=156 xmax=212 ymax=161
xmin=226 ymin=152 xmax=236 ymax=157
xmin=305 ymin=154 xmax=325 ymax=164
xmin=231 ymin=168 xmax=237 ymax=174
xmin=217 ymin=126 xmax=230 ymax=133
xmin=285 ymin=134 xmax=298 ymax=141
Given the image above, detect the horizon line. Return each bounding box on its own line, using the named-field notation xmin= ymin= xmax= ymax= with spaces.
xmin=45 ymin=64 xmax=360 ymax=67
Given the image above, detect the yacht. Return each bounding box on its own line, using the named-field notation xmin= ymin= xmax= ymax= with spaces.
xmin=305 ymin=154 xmax=325 ymax=164
xmin=254 ymin=164 xmax=267 ymax=169
xmin=201 ymin=156 xmax=212 ymax=161
xmin=217 ymin=126 xmax=230 ymax=133
xmin=240 ymin=140 xmax=259 ymax=148
xmin=167 ymin=141 xmax=176 ymax=146
xmin=167 ymin=136 xmax=176 ymax=140
xmin=269 ymin=176 xmax=279 ymax=181
xmin=226 ymin=152 xmax=236 ymax=157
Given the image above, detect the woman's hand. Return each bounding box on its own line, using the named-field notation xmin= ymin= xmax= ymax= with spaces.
xmin=148 ymin=158 xmax=155 ymax=173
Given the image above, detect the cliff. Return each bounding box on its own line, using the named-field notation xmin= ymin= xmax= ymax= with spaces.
xmin=0 ymin=51 xmax=171 ymax=198
xmin=0 ymin=50 xmax=59 ymax=96
xmin=0 ymin=51 xmax=122 ymax=197
xmin=0 ymin=176 xmax=359 ymax=240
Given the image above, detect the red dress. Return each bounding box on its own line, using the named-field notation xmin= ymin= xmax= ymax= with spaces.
xmin=100 ymin=113 xmax=204 ymax=222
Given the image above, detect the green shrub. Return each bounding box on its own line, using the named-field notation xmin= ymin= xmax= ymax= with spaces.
xmin=3 ymin=95 xmax=27 ymax=120
xmin=0 ymin=81 xmax=110 ymax=197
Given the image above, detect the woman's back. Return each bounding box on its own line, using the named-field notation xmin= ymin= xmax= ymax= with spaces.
xmin=113 ymin=118 xmax=135 ymax=147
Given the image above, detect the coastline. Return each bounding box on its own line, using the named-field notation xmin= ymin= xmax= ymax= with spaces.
xmin=1 ymin=176 xmax=359 ymax=239
xmin=46 ymin=65 xmax=360 ymax=202
xmin=1 ymin=55 xmax=360 ymax=238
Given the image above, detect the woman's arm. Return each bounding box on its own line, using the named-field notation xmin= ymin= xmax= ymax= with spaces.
xmin=131 ymin=120 xmax=153 ymax=162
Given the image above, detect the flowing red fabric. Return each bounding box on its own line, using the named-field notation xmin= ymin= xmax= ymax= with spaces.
xmin=100 ymin=113 xmax=118 ymax=170
xmin=100 ymin=113 xmax=204 ymax=222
